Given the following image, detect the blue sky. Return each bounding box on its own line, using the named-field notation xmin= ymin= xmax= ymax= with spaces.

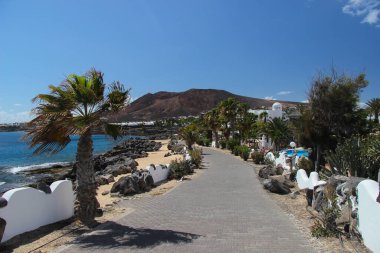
xmin=0 ymin=0 xmax=379 ymax=123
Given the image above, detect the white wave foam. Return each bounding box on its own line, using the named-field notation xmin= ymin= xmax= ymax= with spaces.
xmin=10 ymin=162 xmax=72 ymax=174
xmin=0 ymin=182 xmax=5 ymax=186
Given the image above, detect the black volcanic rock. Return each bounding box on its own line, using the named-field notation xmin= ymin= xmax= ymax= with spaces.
xmin=110 ymin=89 xmax=301 ymax=122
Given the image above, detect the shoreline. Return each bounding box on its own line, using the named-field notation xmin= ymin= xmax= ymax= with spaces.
xmin=0 ymin=138 xmax=191 ymax=253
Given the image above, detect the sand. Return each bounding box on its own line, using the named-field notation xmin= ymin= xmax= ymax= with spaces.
xmin=96 ymin=139 xmax=183 ymax=208
xmin=0 ymin=139 xmax=192 ymax=253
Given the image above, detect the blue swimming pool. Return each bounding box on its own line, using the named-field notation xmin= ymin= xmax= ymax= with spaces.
xmin=286 ymin=149 xmax=309 ymax=157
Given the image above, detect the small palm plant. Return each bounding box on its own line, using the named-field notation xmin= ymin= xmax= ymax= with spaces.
xmin=23 ymin=69 xmax=130 ymax=226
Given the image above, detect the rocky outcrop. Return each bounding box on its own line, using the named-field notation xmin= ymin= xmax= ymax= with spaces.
xmin=110 ymin=170 xmax=155 ymax=196
xmin=263 ymin=179 xmax=291 ymax=195
xmin=258 ymin=165 xmax=283 ymax=179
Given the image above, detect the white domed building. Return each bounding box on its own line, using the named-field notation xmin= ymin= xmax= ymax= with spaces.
xmin=248 ymin=102 xmax=284 ymax=149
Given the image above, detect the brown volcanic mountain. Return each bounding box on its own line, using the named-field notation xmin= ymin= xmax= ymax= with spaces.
xmin=112 ymin=89 xmax=300 ymax=122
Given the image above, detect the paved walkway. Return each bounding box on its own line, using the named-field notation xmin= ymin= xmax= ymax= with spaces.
xmin=57 ymin=148 xmax=316 ymax=253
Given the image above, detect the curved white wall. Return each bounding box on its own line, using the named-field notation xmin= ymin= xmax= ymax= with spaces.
xmin=147 ymin=164 xmax=170 ymax=184
xmin=0 ymin=180 xmax=74 ymax=242
xmin=296 ymin=169 xmax=326 ymax=190
xmin=357 ymin=179 xmax=380 ymax=253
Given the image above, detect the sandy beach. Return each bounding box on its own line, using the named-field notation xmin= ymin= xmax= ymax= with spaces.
xmin=96 ymin=139 xmax=183 ymax=208
xmin=0 ymin=139 xmax=195 ymax=253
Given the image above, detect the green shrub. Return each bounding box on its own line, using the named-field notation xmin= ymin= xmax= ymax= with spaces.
xmin=297 ymin=157 xmax=314 ymax=175
xmin=227 ymin=139 xmax=240 ymax=152
xmin=325 ymin=134 xmax=380 ymax=179
xmin=219 ymin=140 xmax=227 ymax=149
xmin=251 ymin=151 xmax=264 ymax=164
xmin=196 ymin=137 xmax=211 ymax=147
xmin=189 ymin=147 xmax=203 ymax=168
xmin=203 ymin=138 xmax=211 ymax=147
xmin=233 ymin=145 xmax=241 ymax=156
xmin=169 ymin=158 xmax=193 ymax=179
xmin=239 ymin=146 xmax=250 ymax=161
xmin=311 ymin=198 xmax=341 ymax=238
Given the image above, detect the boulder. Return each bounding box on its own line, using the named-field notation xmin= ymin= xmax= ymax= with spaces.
xmin=258 ymin=165 xmax=276 ymax=179
xmin=37 ymin=182 xmax=52 ymax=194
xmin=102 ymin=174 xmax=115 ymax=184
xmin=0 ymin=197 xmax=8 ymax=208
xmin=124 ymin=158 xmax=138 ymax=170
xmin=263 ymin=179 xmax=291 ymax=195
xmin=0 ymin=218 xmax=6 ymax=243
xmin=96 ymin=176 xmax=109 ymax=186
xmin=111 ymin=176 xmax=140 ymax=196
xmin=269 ymin=175 xmax=295 ymax=188
xmin=275 ymin=165 xmax=284 ymax=175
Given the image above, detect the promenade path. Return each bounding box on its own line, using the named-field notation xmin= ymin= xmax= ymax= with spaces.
xmin=57 ymin=148 xmax=316 ymax=253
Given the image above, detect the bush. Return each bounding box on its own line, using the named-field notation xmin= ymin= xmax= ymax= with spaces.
xmin=233 ymin=145 xmax=241 ymax=156
xmin=219 ymin=140 xmax=227 ymax=149
xmin=203 ymin=138 xmax=211 ymax=147
xmin=227 ymin=139 xmax=240 ymax=152
xmin=325 ymin=134 xmax=380 ymax=179
xmin=239 ymin=146 xmax=250 ymax=161
xmin=251 ymin=151 xmax=264 ymax=164
xmin=311 ymin=198 xmax=341 ymax=238
xmin=169 ymin=158 xmax=193 ymax=179
xmin=196 ymin=137 xmax=211 ymax=147
xmin=189 ymin=147 xmax=202 ymax=168
xmin=297 ymin=157 xmax=314 ymax=175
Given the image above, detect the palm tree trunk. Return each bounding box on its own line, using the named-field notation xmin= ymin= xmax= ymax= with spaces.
xmin=316 ymin=144 xmax=321 ymax=172
xmin=76 ymin=130 xmax=98 ymax=226
xmin=213 ymin=130 xmax=219 ymax=148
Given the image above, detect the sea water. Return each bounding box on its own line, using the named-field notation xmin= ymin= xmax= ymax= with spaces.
xmin=0 ymin=131 xmax=128 ymax=190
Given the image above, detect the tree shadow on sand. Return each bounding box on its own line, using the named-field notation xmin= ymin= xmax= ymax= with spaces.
xmin=72 ymin=221 xmax=202 ymax=250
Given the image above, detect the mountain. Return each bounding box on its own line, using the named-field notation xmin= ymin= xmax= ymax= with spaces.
xmin=111 ymin=89 xmax=301 ymax=122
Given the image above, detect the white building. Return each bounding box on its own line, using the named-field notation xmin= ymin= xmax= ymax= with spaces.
xmin=249 ymin=102 xmax=284 ymax=150
xmin=248 ymin=102 xmax=283 ymax=121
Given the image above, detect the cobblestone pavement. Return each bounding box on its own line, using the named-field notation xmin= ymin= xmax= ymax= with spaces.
xmin=56 ymin=148 xmax=316 ymax=253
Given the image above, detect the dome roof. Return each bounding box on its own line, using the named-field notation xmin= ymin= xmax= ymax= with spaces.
xmin=272 ymin=102 xmax=282 ymax=111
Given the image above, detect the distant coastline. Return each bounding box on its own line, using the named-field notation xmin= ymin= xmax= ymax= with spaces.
xmin=0 ymin=123 xmax=28 ymax=132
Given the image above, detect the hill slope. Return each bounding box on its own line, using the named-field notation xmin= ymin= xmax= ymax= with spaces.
xmin=111 ymin=89 xmax=300 ymax=122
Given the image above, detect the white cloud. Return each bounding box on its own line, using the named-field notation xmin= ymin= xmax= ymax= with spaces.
xmin=342 ymin=0 xmax=380 ymax=26
xmin=362 ymin=8 xmax=380 ymax=23
xmin=276 ymin=91 xmax=294 ymax=96
xmin=301 ymin=100 xmax=309 ymax=103
xmin=13 ymin=103 xmax=22 ymax=107
xmin=264 ymin=96 xmax=276 ymax=100
xmin=0 ymin=111 xmax=32 ymax=123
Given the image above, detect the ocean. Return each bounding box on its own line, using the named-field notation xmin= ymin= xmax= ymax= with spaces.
xmin=0 ymin=131 xmax=128 ymax=190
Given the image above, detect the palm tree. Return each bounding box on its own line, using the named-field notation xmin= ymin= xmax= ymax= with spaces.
xmin=236 ymin=112 xmax=257 ymax=143
xmin=217 ymin=98 xmax=240 ymax=141
xmin=367 ymin=98 xmax=380 ymax=124
xmin=23 ymin=69 xmax=130 ymax=226
xmin=204 ymin=108 xmax=220 ymax=148
xmin=266 ymin=117 xmax=291 ymax=151
xmin=179 ymin=123 xmax=198 ymax=150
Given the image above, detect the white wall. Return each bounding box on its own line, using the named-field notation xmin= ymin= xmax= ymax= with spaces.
xmin=357 ymin=179 xmax=380 ymax=253
xmin=296 ymin=169 xmax=326 ymax=190
xmin=147 ymin=164 xmax=170 ymax=184
xmin=0 ymin=180 xmax=75 ymax=243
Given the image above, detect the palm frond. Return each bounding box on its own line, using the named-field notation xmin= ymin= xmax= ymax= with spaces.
xmin=104 ymin=123 xmax=123 ymax=140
